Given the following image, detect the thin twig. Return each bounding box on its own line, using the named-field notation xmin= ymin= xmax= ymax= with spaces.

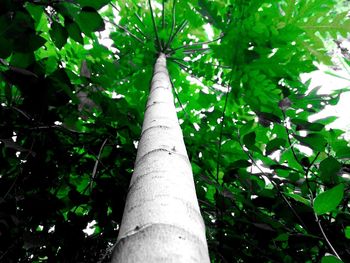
xmin=237 ymin=136 xmax=309 ymax=231
xmin=215 ymin=84 xmax=231 ymax=181
xmin=305 ymin=152 xmax=321 ymax=192
xmin=11 ymin=106 xmax=32 ymax=120
xmin=316 ymin=216 xmax=341 ymax=260
xmin=0 ymin=242 xmax=17 ymax=261
xmin=305 ymin=152 xmax=342 ymax=260
xmin=281 ymin=110 xmax=300 ymax=165
xmin=110 ymin=2 xmax=120 ymax=12
xmin=90 ymin=138 xmax=109 ymax=190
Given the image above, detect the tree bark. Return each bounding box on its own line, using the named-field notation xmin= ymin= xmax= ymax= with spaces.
xmin=111 ymin=53 xmax=210 ymax=263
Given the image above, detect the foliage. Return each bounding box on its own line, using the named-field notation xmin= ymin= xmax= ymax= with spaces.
xmin=0 ymin=0 xmax=349 ymax=262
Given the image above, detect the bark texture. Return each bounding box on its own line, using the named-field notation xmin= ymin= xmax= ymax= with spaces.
xmin=111 ymin=53 xmax=210 ymax=263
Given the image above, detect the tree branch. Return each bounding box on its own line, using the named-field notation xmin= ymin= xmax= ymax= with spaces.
xmin=169 ymin=76 xmax=189 ymax=119
xmin=182 ymin=47 xmax=211 ymax=55
xmin=164 ymin=0 xmax=176 ymax=51
xmin=148 ymin=0 xmax=162 ymax=51
xmin=165 ymin=19 xmax=188 ymax=52
xmin=170 ymin=35 xmax=224 ymax=54
xmin=168 ymin=58 xmax=222 ymax=94
xmin=110 ymin=2 xmax=120 ymax=12
xmin=104 ymin=18 xmax=144 ymax=44
xmin=162 ymin=0 xmax=165 ymax=30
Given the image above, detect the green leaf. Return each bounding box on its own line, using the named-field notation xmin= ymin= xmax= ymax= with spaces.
xmin=336 ymin=146 xmax=350 ymax=159
xmin=292 ymin=118 xmax=324 ymax=131
xmin=66 ymin=20 xmax=84 ymax=44
xmin=319 ymin=157 xmax=341 ymax=184
xmin=266 ymin=138 xmax=286 ymax=155
xmin=76 ymin=7 xmax=105 ymax=36
xmin=345 ymin=226 xmax=350 ymax=239
xmin=300 ymin=11 xmax=350 ymax=38
xmin=314 ymin=184 xmax=344 ymax=215
xmin=315 ymin=116 xmax=338 ymax=126
xmin=285 ymin=193 xmax=310 ymax=206
xmin=257 ymin=112 xmax=281 ymax=125
xmin=231 ymin=160 xmax=251 ymax=169
xmin=10 ymin=52 xmax=35 ymax=68
xmin=76 ymin=0 xmax=111 ymax=10
xmin=321 ymin=255 xmax=343 ymax=263
xmin=0 ymin=15 xmax=12 ymax=58
xmin=50 ymin=21 xmax=68 ymax=49
xmin=4 ymin=83 xmax=12 ymax=105
xmin=293 ymin=133 xmax=327 ymax=152
xmin=14 ymin=34 xmax=46 ymax=52
xmin=243 ymin=132 xmax=256 ymax=148
xmin=239 ymin=120 xmax=254 ymax=136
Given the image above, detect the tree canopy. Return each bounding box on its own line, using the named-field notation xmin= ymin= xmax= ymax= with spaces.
xmin=0 ymin=0 xmax=349 ymax=262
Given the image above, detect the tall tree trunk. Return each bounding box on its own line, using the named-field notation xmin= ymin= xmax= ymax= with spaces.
xmin=111 ymin=53 xmax=210 ymax=263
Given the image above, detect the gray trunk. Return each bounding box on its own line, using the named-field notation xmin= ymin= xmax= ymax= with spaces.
xmin=111 ymin=53 xmax=210 ymax=263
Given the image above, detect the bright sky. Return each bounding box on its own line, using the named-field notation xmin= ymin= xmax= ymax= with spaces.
xmin=301 ymin=51 xmax=350 ymax=139
xmin=304 ymin=71 xmax=350 ymax=126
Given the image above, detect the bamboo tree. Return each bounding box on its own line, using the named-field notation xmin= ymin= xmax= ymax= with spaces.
xmin=111 ymin=53 xmax=210 ymax=262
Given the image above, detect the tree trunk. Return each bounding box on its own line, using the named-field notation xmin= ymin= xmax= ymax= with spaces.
xmin=111 ymin=53 xmax=210 ymax=263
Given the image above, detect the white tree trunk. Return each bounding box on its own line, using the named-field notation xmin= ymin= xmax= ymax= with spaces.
xmin=111 ymin=53 xmax=210 ymax=263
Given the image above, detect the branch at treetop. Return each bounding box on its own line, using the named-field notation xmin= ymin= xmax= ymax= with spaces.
xmin=148 ymin=0 xmax=162 ymax=51
xmin=104 ymin=19 xmax=144 ymax=44
xmin=135 ymin=13 xmax=146 ymax=29
xmin=134 ymin=25 xmax=150 ymax=40
xmin=162 ymin=0 xmax=165 ymax=30
xmin=168 ymin=58 xmax=222 ymax=94
xmin=166 ymin=19 xmax=188 ymax=52
xmin=169 ymin=76 xmax=189 ymax=120
xmin=164 ymin=0 xmax=176 ymax=51
xmin=182 ymin=48 xmax=211 ymax=55
xmin=170 ymin=35 xmax=224 ymax=53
